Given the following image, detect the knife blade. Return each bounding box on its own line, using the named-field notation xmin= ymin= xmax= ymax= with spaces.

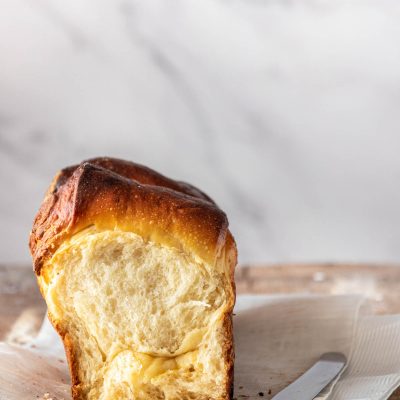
xmin=271 ymin=352 xmax=347 ymax=400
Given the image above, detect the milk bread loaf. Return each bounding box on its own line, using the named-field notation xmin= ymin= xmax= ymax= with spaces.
xmin=29 ymin=157 xmax=237 ymax=400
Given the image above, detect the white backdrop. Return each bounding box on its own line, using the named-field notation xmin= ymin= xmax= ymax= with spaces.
xmin=1 ymin=0 xmax=400 ymax=265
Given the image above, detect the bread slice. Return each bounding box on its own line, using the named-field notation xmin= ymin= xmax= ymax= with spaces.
xmin=29 ymin=158 xmax=237 ymax=400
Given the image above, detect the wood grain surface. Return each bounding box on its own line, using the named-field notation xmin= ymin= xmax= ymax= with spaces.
xmin=1 ymin=263 xmax=399 ymax=399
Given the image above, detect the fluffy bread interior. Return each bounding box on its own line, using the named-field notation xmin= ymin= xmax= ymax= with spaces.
xmin=38 ymin=228 xmax=232 ymax=399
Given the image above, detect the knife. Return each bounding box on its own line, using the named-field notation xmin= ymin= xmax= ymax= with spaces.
xmin=271 ymin=352 xmax=347 ymax=400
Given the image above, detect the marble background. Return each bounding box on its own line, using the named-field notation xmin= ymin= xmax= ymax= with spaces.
xmin=1 ymin=0 xmax=400 ymax=266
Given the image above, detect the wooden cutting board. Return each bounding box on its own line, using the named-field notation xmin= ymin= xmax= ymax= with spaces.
xmin=1 ymin=263 xmax=400 ymax=399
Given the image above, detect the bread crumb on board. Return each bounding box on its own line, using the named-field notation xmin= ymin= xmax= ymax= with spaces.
xmin=36 ymin=393 xmax=64 ymax=400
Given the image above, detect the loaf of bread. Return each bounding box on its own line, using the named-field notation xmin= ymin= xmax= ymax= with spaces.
xmin=29 ymin=157 xmax=237 ymax=400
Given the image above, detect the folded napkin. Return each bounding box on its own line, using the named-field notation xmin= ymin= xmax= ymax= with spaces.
xmin=1 ymin=294 xmax=400 ymax=400
xmin=328 ymin=314 xmax=400 ymax=399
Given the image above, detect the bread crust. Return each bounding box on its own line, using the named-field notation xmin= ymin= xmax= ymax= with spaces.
xmin=222 ymin=232 xmax=237 ymax=399
xmin=29 ymin=157 xmax=237 ymax=400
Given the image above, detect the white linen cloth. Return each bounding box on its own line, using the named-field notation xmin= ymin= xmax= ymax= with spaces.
xmin=1 ymin=294 xmax=400 ymax=399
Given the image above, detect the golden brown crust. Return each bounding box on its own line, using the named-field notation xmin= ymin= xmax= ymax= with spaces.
xmin=55 ymin=157 xmax=215 ymax=204
xmin=30 ymin=157 xmax=236 ymax=400
xmin=223 ymin=233 xmax=237 ymax=400
xmin=46 ymin=311 xmax=83 ymax=398
xmin=220 ymin=313 xmax=234 ymax=400
xmin=30 ymin=157 xmax=232 ymax=275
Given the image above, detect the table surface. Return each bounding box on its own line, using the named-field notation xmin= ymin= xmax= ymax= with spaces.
xmin=1 ymin=263 xmax=400 ymax=399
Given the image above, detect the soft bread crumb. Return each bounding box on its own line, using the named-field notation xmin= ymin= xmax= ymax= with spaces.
xmin=39 ymin=229 xmax=232 ymax=399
